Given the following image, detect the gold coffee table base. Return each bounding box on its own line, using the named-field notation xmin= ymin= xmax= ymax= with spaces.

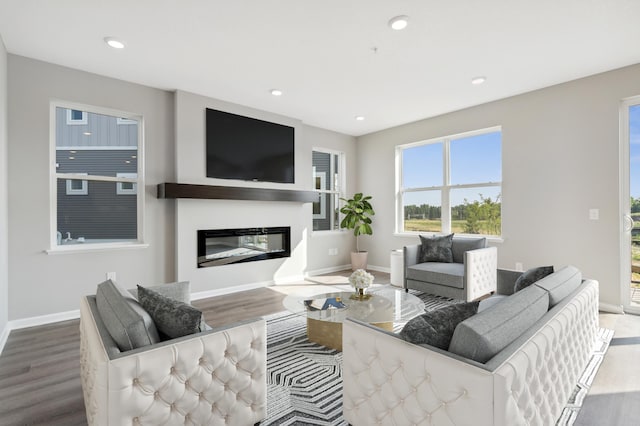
xmin=307 ymin=317 xmax=392 ymax=351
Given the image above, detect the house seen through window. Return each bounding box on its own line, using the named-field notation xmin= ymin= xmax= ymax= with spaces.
xmin=312 ymin=150 xmax=344 ymax=231
xmin=397 ymin=127 xmax=502 ymax=237
xmin=53 ymin=104 xmax=142 ymax=248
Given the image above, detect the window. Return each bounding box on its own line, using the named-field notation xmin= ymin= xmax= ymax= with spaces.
xmin=52 ymin=102 xmax=143 ymax=249
xmin=312 ymin=149 xmax=344 ymax=231
xmin=65 ymin=173 xmax=88 ymax=195
xmin=66 ymin=109 xmax=87 ymax=125
xmin=116 ymin=173 xmax=137 ymax=195
xmin=397 ymin=127 xmax=502 ymax=237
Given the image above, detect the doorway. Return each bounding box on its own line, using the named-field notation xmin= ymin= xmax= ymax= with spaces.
xmin=621 ymin=98 xmax=640 ymax=314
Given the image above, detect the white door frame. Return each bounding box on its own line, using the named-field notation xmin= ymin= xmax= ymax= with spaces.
xmin=620 ymin=96 xmax=640 ymax=315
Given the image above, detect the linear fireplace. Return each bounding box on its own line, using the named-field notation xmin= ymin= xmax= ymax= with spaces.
xmin=197 ymin=227 xmax=291 ymax=268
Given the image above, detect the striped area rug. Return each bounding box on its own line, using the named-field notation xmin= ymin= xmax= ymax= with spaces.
xmin=263 ymin=291 xmax=456 ymax=425
xmin=263 ymin=291 xmax=612 ymax=426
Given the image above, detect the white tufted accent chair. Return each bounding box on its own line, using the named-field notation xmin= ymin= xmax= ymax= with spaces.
xmin=464 ymin=246 xmax=498 ymax=301
xmin=79 ymin=296 xmax=266 ymax=426
xmin=343 ymin=279 xmax=599 ymax=426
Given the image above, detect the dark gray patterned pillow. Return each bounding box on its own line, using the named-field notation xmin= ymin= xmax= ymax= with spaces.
xmin=514 ymin=266 xmax=554 ymax=293
xmin=137 ymin=285 xmax=203 ymax=339
xmin=419 ymin=233 xmax=454 ymax=263
xmin=399 ymin=301 xmax=479 ymax=349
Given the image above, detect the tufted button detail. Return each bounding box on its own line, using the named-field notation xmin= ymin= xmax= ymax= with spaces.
xmin=199 ymin=357 xmax=205 ymax=364
xmin=133 ymin=417 xmax=139 ymax=424
xmin=154 ymin=391 xmax=160 ymax=400
xmin=171 ymin=402 xmax=176 ymax=410
xmin=170 ymin=366 xmax=176 ymax=374
xmin=132 ymin=378 xmax=139 ymax=385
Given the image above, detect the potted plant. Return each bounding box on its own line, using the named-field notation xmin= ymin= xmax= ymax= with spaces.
xmin=340 ymin=192 xmax=375 ymax=270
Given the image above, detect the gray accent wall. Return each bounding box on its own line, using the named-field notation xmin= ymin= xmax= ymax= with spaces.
xmin=7 ymin=55 xmax=175 ymax=320
xmin=0 ymin=36 xmax=8 ymax=335
xmin=356 ymin=63 xmax=640 ymax=309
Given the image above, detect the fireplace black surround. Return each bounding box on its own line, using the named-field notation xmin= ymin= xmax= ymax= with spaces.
xmin=197 ymin=227 xmax=291 ymax=268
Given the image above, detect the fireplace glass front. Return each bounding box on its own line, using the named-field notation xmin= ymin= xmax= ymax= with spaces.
xmin=197 ymin=227 xmax=291 ymax=268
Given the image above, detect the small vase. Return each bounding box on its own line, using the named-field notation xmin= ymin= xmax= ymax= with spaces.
xmin=350 ymin=287 xmax=372 ymax=300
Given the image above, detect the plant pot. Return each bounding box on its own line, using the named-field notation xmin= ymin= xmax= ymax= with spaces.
xmin=350 ymin=251 xmax=368 ymax=271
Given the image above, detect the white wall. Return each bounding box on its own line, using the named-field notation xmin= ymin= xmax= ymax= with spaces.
xmin=174 ymin=91 xmax=356 ymax=292
xmin=357 ymin=63 xmax=640 ymax=308
xmin=7 ymin=55 xmax=175 ymax=319
xmin=0 ymin=37 xmax=9 ymax=335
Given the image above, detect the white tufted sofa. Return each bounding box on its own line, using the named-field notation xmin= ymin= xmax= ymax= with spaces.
xmin=343 ymin=272 xmax=599 ymax=426
xmin=79 ymin=295 xmax=266 ymax=426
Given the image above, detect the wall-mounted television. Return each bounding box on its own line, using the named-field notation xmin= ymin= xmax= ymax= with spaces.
xmin=205 ymin=108 xmax=295 ymax=184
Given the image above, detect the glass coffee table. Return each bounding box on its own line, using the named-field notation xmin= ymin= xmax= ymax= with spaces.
xmin=282 ymin=286 xmax=425 ymax=351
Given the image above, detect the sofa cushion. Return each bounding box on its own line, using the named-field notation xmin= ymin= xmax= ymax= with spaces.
xmin=95 ymin=279 xmax=160 ymax=352
xmin=406 ymin=262 xmax=465 ymax=289
xmin=448 ymin=285 xmax=549 ymax=363
xmin=419 ymin=234 xmax=454 ymax=263
xmin=137 ymin=285 xmax=203 ymax=339
xmin=400 ymin=301 xmax=479 ymax=349
xmin=133 ymin=281 xmax=191 ymax=304
xmin=534 ymin=265 xmax=582 ymax=307
xmin=452 ymin=237 xmax=487 ymax=264
xmin=477 ymin=294 xmax=508 ymax=312
xmin=514 ymin=266 xmax=554 ymax=292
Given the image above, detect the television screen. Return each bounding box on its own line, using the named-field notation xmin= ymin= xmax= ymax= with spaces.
xmin=206 ymin=108 xmax=295 ymax=183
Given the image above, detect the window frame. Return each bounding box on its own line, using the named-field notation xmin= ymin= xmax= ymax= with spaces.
xmin=395 ymin=126 xmax=502 ymax=238
xmin=48 ymin=100 xmax=146 ymax=253
xmin=65 ymin=172 xmax=88 ymax=195
xmin=312 ymin=148 xmax=345 ymax=233
xmin=66 ymin=109 xmax=87 ymax=125
xmin=116 ymin=172 xmax=138 ymax=195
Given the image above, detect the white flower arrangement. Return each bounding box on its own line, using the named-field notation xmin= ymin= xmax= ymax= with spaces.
xmin=349 ymin=269 xmax=374 ymax=289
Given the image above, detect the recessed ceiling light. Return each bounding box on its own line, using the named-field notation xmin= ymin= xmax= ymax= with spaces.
xmin=388 ymin=15 xmax=409 ymax=30
xmin=270 ymin=89 xmax=283 ymax=96
xmin=471 ymin=76 xmax=487 ymax=85
xmin=104 ymin=37 xmax=125 ymax=49
xmin=355 ymin=116 xmax=365 ymax=121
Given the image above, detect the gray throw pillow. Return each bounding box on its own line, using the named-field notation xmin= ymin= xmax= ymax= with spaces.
xmin=137 ymin=285 xmax=203 ymax=339
xmin=419 ymin=233 xmax=454 ymax=263
xmin=399 ymin=301 xmax=479 ymax=349
xmin=514 ymin=266 xmax=554 ymax=293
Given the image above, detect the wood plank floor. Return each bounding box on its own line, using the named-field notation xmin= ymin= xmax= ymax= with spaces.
xmin=0 ymin=272 xmax=638 ymax=425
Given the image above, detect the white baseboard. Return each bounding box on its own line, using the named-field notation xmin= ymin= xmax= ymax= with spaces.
xmin=599 ymin=302 xmax=625 ymax=314
xmin=367 ymin=264 xmax=390 ymax=274
xmin=0 ymin=324 xmax=9 ymax=355
xmin=190 ymin=280 xmax=273 ymax=301
xmin=9 ymin=309 xmax=81 ymax=330
xmin=0 ymin=309 xmax=81 ymax=355
xmin=304 ymin=264 xmax=351 ymax=277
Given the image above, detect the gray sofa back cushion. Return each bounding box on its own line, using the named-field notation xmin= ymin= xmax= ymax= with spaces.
xmin=448 ymin=285 xmax=549 ymax=363
xmin=534 ymin=265 xmax=582 ymax=307
xmin=132 ymin=281 xmax=191 ymax=304
xmin=452 ymin=237 xmax=487 ymax=264
xmin=96 ymin=279 xmax=160 ymax=351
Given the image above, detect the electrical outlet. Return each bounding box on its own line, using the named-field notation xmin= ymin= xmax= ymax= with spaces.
xmin=589 ymin=208 xmax=599 ymax=220
xmin=106 ymin=272 xmax=116 ymax=281
xmin=515 ymin=262 xmax=523 ymax=271
xmin=328 ymin=248 xmax=338 ymax=256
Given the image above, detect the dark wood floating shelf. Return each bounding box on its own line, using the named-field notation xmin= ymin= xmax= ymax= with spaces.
xmin=157 ymin=182 xmax=319 ymax=203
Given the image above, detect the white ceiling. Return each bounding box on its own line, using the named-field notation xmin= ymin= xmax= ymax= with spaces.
xmin=1 ymin=0 xmax=639 ymax=136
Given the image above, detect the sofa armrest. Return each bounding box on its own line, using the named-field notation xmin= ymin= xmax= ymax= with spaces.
xmin=464 ymin=246 xmax=498 ymax=301
xmin=403 ymin=244 xmax=421 ymax=288
xmin=343 ymin=318 xmax=495 ymax=426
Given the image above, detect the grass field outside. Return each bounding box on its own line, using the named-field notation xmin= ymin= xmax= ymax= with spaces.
xmin=403 ymin=219 xmax=499 ymax=235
